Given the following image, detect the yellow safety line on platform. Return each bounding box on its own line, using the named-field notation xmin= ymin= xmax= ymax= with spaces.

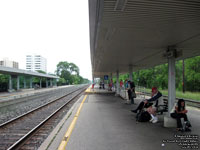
xmin=85 ymin=87 xmax=91 ymax=93
xmin=58 ymin=94 xmax=88 ymax=150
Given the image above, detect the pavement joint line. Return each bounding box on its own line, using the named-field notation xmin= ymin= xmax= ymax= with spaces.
xmin=58 ymin=91 xmax=88 ymax=150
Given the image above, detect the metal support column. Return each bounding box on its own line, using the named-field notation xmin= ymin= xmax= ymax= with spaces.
xmin=40 ymin=78 xmax=42 ymax=88
xmin=54 ymin=79 xmax=57 ymax=86
xmin=30 ymin=77 xmax=33 ymax=88
xmin=24 ymin=77 xmax=26 ymax=89
xmin=129 ymin=65 xmax=133 ymax=81
xmin=46 ymin=79 xmax=48 ymax=88
xmin=168 ymin=56 xmax=176 ymax=116
xmin=9 ymin=75 xmax=13 ymax=91
xmin=182 ymin=59 xmax=185 ymax=93
xmin=116 ymin=70 xmax=120 ymax=95
xmin=110 ymin=73 xmax=113 ymax=84
xmin=50 ymin=79 xmax=53 ymax=87
xmin=17 ymin=76 xmax=20 ymax=90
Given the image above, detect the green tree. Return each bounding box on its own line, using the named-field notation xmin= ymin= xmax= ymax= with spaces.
xmin=55 ymin=61 xmax=89 ymax=85
xmin=185 ymin=56 xmax=200 ymax=91
xmin=0 ymin=74 xmax=9 ymax=92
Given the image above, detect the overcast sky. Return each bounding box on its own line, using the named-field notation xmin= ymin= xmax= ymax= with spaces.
xmin=0 ymin=0 xmax=92 ymax=80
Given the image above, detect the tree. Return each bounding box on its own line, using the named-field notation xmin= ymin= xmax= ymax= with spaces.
xmin=0 ymin=74 xmax=9 ymax=92
xmin=55 ymin=61 xmax=89 ymax=85
xmin=117 ymin=56 xmax=200 ymax=92
xmin=185 ymin=56 xmax=200 ymax=91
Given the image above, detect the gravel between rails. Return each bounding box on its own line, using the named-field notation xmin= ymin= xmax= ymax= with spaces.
xmin=16 ymin=88 xmax=86 ymax=150
xmin=0 ymin=85 xmax=86 ymax=125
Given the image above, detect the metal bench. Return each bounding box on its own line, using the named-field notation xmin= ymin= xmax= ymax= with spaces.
xmin=156 ymin=98 xmax=168 ymax=115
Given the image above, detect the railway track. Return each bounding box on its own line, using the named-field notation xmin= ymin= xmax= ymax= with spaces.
xmin=0 ymin=85 xmax=89 ymax=150
xmin=0 ymin=86 xmax=83 ymax=125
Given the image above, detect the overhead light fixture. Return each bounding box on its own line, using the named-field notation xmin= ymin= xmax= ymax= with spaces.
xmin=114 ymin=0 xmax=128 ymax=11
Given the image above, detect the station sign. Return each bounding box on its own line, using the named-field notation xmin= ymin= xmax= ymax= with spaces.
xmin=104 ymin=75 xmax=109 ymax=80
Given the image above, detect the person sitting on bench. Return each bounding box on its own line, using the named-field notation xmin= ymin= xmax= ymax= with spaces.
xmin=171 ymin=99 xmax=191 ymax=132
xmin=131 ymin=87 xmax=162 ymax=122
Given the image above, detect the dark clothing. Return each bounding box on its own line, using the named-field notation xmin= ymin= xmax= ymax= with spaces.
xmin=171 ymin=113 xmax=188 ymax=128
xmin=128 ymin=89 xmax=134 ymax=104
xmin=129 ymin=82 xmax=135 ymax=91
xmin=147 ymin=91 xmax=162 ymax=107
xmin=134 ymin=91 xmax=162 ymax=112
xmin=135 ymin=101 xmax=153 ymax=112
xmin=128 ymin=81 xmax=135 ymax=104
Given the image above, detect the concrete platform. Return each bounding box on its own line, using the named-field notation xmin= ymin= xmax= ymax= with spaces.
xmin=0 ymin=85 xmax=72 ymax=103
xmin=40 ymin=92 xmax=200 ymax=150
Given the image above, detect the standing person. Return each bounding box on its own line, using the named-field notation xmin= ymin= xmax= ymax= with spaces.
xmin=128 ymin=81 xmax=135 ymax=104
xmin=120 ymin=80 xmax=124 ymax=88
xmin=171 ymin=99 xmax=191 ymax=131
xmin=109 ymin=79 xmax=113 ymax=91
xmin=125 ymin=79 xmax=129 ymax=89
xmin=102 ymin=81 xmax=105 ymax=89
xmin=124 ymin=79 xmax=129 ymax=102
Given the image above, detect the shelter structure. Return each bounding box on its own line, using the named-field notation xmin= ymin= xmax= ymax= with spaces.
xmin=89 ymin=0 xmax=200 ymax=126
xmin=0 ymin=66 xmax=59 ymax=92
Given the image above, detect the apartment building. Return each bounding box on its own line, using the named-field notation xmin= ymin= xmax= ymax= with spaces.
xmin=26 ymin=55 xmax=47 ymax=72
xmin=0 ymin=58 xmax=19 ymax=69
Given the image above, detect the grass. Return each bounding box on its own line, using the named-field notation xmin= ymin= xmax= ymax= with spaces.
xmin=140 ymin=88 xmax=200 ymax=101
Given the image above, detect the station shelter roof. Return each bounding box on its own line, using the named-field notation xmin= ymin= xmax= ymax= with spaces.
xmin=0 ymin=66 xmax=59 ymax=79
xmin=89 ymin=0 xmax=200 ymax=77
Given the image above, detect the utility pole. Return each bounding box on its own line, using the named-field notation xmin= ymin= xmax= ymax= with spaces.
xmin=182 ymin=59 xmax=185 ymax=93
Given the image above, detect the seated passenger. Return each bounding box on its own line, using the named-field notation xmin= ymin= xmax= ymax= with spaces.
xmin=171 ymin=99 xmax=191 ymax=132
xmin=131 ymin=87 xmax=162 ymax=123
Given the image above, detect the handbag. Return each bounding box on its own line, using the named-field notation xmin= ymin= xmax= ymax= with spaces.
xmin=132 ymin=91 xmax=136 ymax=98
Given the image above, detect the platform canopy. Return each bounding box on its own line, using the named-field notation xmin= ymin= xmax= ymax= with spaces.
xmin=0 ymin=66 xmax=59 ymax=79
xmin=89 ymin=0 xmax=200 ymax=77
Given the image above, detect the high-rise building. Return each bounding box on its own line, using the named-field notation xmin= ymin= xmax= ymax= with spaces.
xmin=26 ymin=54 xmax=47 ymax=72
xmin=0 ymin=58 xmax=19 ymax=69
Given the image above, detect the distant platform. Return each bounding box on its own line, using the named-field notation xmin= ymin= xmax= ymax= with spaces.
xmin=0 ymin=85 xmax=72 ymax=103
xmin=85 ymin=88 xmax=115 ymax=94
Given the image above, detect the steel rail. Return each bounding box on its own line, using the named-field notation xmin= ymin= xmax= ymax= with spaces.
xmin=7 ymin=85 xmax=88 ymax=150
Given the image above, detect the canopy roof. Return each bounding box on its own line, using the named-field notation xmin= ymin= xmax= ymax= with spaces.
xmin=0 ymin=66 xmax=59 ymax=79
xmin=89 ymin=0 xmax=200 ymax=77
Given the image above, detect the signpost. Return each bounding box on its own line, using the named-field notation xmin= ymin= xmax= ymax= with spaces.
xmin=104 ymin=75 xmax=109 ymax=80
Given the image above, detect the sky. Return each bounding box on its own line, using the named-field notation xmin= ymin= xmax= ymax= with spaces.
xmin=0 ymin=0 xmax=92 ymax=80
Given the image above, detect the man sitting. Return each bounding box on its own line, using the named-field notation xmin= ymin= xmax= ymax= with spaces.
xmin=131 ymin=87 xmax=162 ymax=123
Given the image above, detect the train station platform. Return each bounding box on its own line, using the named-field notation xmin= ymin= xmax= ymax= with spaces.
xmin=39 ymin=88 xmax=200 ymax=150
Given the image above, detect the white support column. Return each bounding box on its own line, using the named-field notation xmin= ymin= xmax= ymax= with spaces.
xmin=9 ymin=75 xmax=13 ymax=91
xmin=164 ymin=51 xmax=177 ymax=128
xmin=50 ymin=79 xmax=53 ymax=87
xmin=54 ymin=79 xmax=57 ymax=86
xmin=24 ymin=77 xmax=26 ymax=89
xmin=17 ymin=76 xmax=20 ymax=90
xmin=116 ymin=70 xmax=120 ymax=95
xmin=129 ymin=65 xmax=133 ymax=81
xmin=40 ymin=78 xmax=42 ymax=88
xmin=30 ymin=77 xmax=33 ymax=88
xmin=46 ymin=79 xmax=48 ymax=88
xmin=168 ymin=56 xmax=176 ymax=115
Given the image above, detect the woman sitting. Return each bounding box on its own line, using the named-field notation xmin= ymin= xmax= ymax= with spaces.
xmin=171 ymin=99 xmax=191 ymax=132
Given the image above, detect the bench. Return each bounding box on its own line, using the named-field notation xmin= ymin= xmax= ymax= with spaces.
xmin=156 ymin=98 xmax=168 ymax=115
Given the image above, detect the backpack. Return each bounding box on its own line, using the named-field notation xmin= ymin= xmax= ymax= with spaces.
xmin=136 ymin=111 xmax=151 ymax=122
